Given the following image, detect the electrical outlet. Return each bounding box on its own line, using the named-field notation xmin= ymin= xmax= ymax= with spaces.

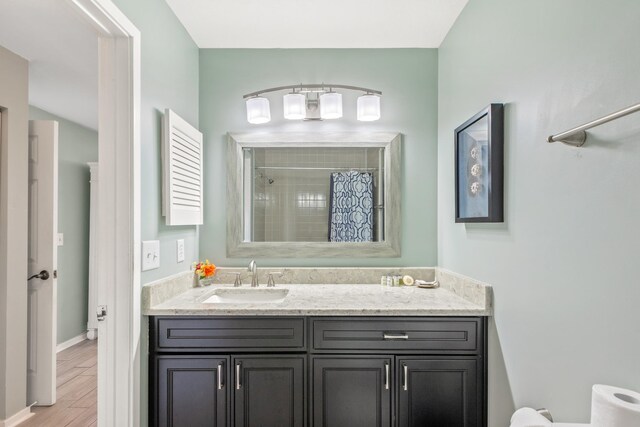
xmin=176 ymin=239 xmax=185 ymax=263
xmin=142 ymin=240 xmax=160 ymax=271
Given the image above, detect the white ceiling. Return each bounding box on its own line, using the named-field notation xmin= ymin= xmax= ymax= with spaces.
xmin=0 ymin=0 xmax=467 ymax=131
xmin=0 ymin=0 xmax=98 ymax=130
xmin=166 ymin=0 xmax=469 ymax=48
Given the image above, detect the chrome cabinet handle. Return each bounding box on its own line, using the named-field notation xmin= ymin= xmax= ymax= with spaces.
xmin=236 ymin=362 xmax=241 ymax=390
xmin=383 ymin=333 xmax=409 ymax=340
xmin=403 ymin=364 xmax=408 ymax=391
xmin=217 ymin=362 xmax=224 ymax=390
xmin=384 ymin=363 xmax=389 ymax=390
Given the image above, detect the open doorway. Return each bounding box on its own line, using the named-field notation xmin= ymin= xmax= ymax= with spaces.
xmin=23 ymin=116 xmax=99 ymax=425
xmin=0 ymin=0 xmax=140 ymax=425
xmin=1 ymin=0 xmax=99 ymax=423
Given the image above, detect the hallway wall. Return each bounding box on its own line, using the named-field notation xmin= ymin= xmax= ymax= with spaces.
xmin=0 ymin=45 xmax=29 ymax=422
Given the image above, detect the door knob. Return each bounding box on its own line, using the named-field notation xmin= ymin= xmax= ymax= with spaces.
xmin=28 ymin=270 xmax=50 ymax=281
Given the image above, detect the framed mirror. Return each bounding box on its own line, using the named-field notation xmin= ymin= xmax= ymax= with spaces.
xmin=227 ymin=132 xmax=401 ymax=258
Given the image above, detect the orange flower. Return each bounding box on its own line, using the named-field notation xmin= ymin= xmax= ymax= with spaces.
xmin=202 ymin=264 xmax=216 ymax=278
xmin=194 ymin=260 xmax=216 ymax=279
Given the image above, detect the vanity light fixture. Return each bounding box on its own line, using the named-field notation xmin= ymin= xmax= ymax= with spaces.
xmin=242 ymin=83 xmax=382 ymax=123
xmin=246 ymin=96 xmax=271 ymax=124
xmin=283 ymin=92 xmax=306 ymax=120
xmin=357 ymin=93 xmax=381 ymax=122
xmin=320 ymin=91 xmax=343 ymax=120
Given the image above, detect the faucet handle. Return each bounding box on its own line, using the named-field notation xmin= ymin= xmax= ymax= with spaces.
xmin=266 ymin=271 xmax=284 ymax=288
xmin=233 ymin=273 xmax=242 ymax=287
xmin=221 ymin=272 xmax=244 ymax=286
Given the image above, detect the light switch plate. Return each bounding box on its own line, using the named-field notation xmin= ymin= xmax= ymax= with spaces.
xmin=176 ymin=239 xmax=185 ymax=263
xmin=57 ymin=233 xmax=64 ymax=246
xmin=142 ymin=240 xmax=160 ymax=271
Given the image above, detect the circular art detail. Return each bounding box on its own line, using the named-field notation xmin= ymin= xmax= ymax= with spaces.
xmin=469 ymin=181 xmax=482 ymax=196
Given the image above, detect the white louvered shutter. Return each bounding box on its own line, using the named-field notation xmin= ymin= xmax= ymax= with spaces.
xmin=162 ymin=109 xmax=204 ymax=225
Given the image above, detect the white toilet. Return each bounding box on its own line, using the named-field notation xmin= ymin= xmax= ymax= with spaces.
xmin=510 ymin=408 xmax=588 ymax=427
xmin=509 ymin=385 xmax=640 ymax=427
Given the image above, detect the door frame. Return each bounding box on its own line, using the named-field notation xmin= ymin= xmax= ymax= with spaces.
xmin=66 ymin=1 xmax=141 ymax=425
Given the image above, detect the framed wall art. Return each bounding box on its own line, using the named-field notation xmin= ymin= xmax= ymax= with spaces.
xmin=455 ymin=104 xmax=504 ymax=223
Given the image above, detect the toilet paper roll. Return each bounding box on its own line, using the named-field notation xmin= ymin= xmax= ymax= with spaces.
xmin=510 ymin=408 xmax=553 ymax=427
xmin=591 ymin=384 xmax=640 ymax=427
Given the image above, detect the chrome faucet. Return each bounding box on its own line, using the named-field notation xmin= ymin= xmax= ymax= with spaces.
xmin=248 ymin=260 xmax=258 ymax=287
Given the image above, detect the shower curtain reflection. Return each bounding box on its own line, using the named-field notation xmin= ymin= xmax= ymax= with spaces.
xmin=328 ymin=171 xmax=374 ymax=242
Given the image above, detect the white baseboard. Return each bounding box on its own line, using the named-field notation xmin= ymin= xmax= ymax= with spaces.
xmin=56 ymin=332 xmax=88 ymax=353
xmin=0 ymin=406 xmax=33 ymax=427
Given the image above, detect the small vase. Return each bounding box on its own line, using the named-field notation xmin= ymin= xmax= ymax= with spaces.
xmin=199 ymin=277 xmax=215 ymax=287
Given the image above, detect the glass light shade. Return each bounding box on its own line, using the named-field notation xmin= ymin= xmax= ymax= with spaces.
xmin=283 ymin=93 xmax=306 ymax=120
xmin=357 ymin=94 xmax=381 ymax=121
xmin=246 ymin=97 xmax=271 ymax=124
xmin=320 ymin=92 xmax=343 ymax=119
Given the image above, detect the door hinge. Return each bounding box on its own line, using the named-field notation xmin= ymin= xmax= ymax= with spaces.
xmin=97 ymin=305 xmax=107 ymax=321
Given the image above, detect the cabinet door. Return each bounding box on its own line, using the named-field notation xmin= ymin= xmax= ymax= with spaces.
xmin=156 ymin=356 xmax=228 ymax=427
xmin=397 ymin=358 xmax=480 ymax=427
xmin=233 ymin=356 xmax=305 ymax=427
xmin=312 ymin=356 xmax=392 ymax=427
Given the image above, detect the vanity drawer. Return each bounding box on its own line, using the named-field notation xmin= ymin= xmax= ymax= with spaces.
xmin=152 ymin=317 xmax=306 ymax=352
xmin=311 ymin=317 xmax=481 ymax=354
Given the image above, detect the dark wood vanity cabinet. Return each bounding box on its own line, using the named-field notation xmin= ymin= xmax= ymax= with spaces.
xmin=311 ymin=356 xmax=482 ymax=427
xmin=155 ymin=356 xmax=228 ymax=427
xmin=233 ymin=356 xmax=306 ymax=427
xmin=150 ymin=316 xmax=486 ymax=427
xmin=311 ymin=356 xmax=393 ymax=427
xmin=150 ymin=317 xmax=307 ymax=427
xmin=396 ymin=357 xmax=481 ymax=427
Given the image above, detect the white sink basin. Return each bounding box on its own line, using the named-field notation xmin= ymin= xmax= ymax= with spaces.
xmin=203 ymin=287 xmax=289 ymax=304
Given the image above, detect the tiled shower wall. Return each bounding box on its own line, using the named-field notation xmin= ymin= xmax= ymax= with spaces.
xmin=252 ymin=149 xmax=266 ymax=241
xmin=251 ymin=147 xmax=381 ymax=242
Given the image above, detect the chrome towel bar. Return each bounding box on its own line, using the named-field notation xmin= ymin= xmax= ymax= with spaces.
xmin=547 ymin=102 xmax=640 ymax=147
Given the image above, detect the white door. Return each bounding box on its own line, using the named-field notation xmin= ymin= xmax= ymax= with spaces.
xmin=27 ymin=120 xmax=59 ymax=406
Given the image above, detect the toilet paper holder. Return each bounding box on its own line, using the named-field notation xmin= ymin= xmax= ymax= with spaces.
xmin=536 ymin=408 xmax=554 ymax=422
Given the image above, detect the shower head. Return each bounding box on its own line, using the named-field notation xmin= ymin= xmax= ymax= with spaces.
xmin=256 ymin=172 xmax=275 ymax=185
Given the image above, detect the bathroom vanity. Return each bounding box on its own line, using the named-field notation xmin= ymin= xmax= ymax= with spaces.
xmin=149 ymin=315 xmax=485 ymax=427
xmin=144 ymin=269 xmax=491 ymax=427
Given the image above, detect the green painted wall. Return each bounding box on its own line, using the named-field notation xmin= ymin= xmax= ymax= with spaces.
xmin=110 ymin=1 xmax=200 ymax=425
xmin=438 ymin=1 xmax=640 ymax=425
xmin=113 ymin=0 xmax=200 ymax=283
xmin=199 ymin=49 xmax=438 ymax=267
xmin=29 ymin=106 xmax=97 ymax=345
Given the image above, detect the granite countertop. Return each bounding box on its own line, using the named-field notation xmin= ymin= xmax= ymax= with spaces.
xmin=143 ymin=281 xmax=491 ymax=317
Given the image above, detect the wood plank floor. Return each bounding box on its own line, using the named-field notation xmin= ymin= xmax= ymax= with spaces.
xmin=22 ymin=339 xmax=97 ymax=427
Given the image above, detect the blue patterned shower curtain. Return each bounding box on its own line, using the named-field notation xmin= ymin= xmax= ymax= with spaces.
xmin=328 ymin=171 xmax=374 ymax=242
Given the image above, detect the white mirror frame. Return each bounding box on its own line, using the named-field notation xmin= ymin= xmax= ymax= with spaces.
xmin=227 ymin=132 xmax=402 ymax=258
